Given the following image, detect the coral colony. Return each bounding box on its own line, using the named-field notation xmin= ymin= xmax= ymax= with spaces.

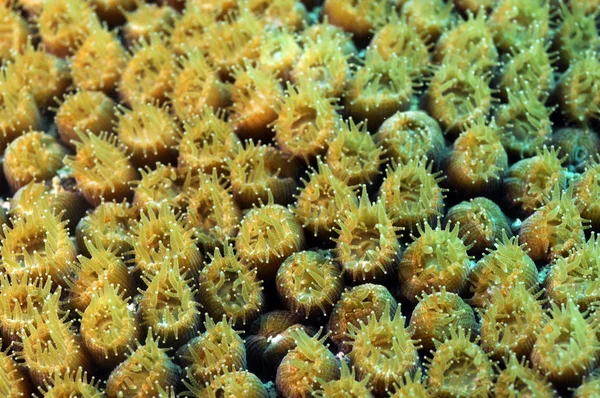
xmin=1 ymin=0 xmax=600 ymax=396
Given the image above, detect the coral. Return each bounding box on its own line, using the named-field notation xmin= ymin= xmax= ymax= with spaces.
xmin=518 ymin=186 xmax=587 ymax=262
xmin=426 ymin=56 xmax=492 ymax=136
xmin=119 ymin=33 xmax=175 ymax=106
xmin=494 ymin=354 xmax=557 ymax=397
xmin=123 ymin=3 xmax=176 ymax=45
xmin=553 ymin=2 xmax=599 ymax=70
xmin=293 ymin=160 xmax=357 ymax=237
xmin=38 ymin=367 xmax=103 ymax=398
xmin=69 ymin=239 xmax=135 ymax=312
xmin=545 ymin=234 xmax=600 ymax=311
xmin=276 ymin=250 xmax=343 ymax=319
xmin=402 ymin=0 xmax=453 ymax=43
xmin=496 ymin=84 xmax=554 ymax=158
xmin=409 ymin=288 xmax=477 ymax=352
xmin=478 ymin=283 xmax=546 ymax=360
xmin=183 ymin=368 xmax=268 ymax=398
xmin=0 ymin=6 xmax=27 ymax=61
xmin=426 ymin=328 xmax=494 ymax=397
xmin=131 ymin=202 xmax=203 ymax=276
xmin=445 ymin=197 xmax=512 ymax=255
xmin=275 ymin=328 xmax=340 ymax=398
xmin=375 ymin=110 xmax=445 ymax=167
xmin=139 ymin=258 xmax=201 ymax=346
xmin=489 ymin=0 xmax=550 ymax=53
xmin=574 ymin=156 xmax=600 ymax=229
xmin=0 ymin=346 xmax=30 ymax=397
xmin=347 ymin=304 xmax=420 ymax=395
xmin=323 ymin=0 xmax=391 ymax=40
xmin=79 ymin=283 xmax=140 ymax=366
xmin=531 ymin=300 xmax=600 ymax=386
xmin=236 ymin=200 xmax=304 ymax=280
xmin=37 ymin=0 xmax=98 ymax=57
xmin=178 ymin=315 xmax=246 ymax=384
xmin=313 ymin=360 xmax=374 ymax=398
xmin=65 ymin=131 xmax=138 ymax=206
xmin=19 ymin=305 xmax=89 ymax=386
xmin=227 ymin=141 xmax=299 ymax=207
xmin=445 ymin=116 xmax=507 ymax=196
xmin=199 ymin=245 xmax=264 ymax=327
xmin=334 ymin=188 xmax=402 ymax=283
xmin=105 ymin=331 xmax=180 ymax=397
xmin=132 ymin=164 xmax=192 ymax=211
xmin=399 ymin=222 xmax=472 ymax=302
xmin=2 ymin=131 xmax=67 ymax=193
xmin=185 ymin=170 xmax=242 ymax=251
xmin=1 ymin=208 xmax=76 ymax=286
xmin=274 ymin=78 xmax=340 ymax=163
xmin=71 ymin=25 xmax=127 ymax=92
xmin=325 ymin=118 xmax=384 ymax=186
xmin=229 ymin=63 xmax=283 ymax=139
xmin=552 ymin=128 xmax=600 ymax=173
xmin=503 ymin=146 xmax=567 ymax=216
xmin=345 ymin=53 xmax=415 ymax=128
xmin=556 ymin=52 xmax=600 ymax=125
xmin=379 ymin=158 xmax=446 ymax=233
xmin=116 ymin=101 xmax=180 ymax=167
xmin=55 ymin=90 xmax=116 ymax=148
xmin=291 ymin=36 xmax=349 ymax=99
xmin=171 ymin=50 xmax=230 ymax=121
xmin=177 ymin=107 xmax=240 ymax=178
xmin=328 ymin=284 xmax=397 ymax=353
xmin=468 ymin=234 xmax=538 ymax=308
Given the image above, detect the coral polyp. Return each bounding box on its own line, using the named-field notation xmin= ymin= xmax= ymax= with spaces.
xmin=347 ymin=304 xmax=420 ymax=396
xmin=399 ymin=222 xmax=472 ymax=302
xmin=275 ymin=328 xmax=340 ymax=398
xmin=334 ymin=188 xmax=402 ymax=283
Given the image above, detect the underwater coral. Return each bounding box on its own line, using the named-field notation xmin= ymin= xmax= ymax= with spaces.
xmin=0 ymin=0 xmax=599 ymax=397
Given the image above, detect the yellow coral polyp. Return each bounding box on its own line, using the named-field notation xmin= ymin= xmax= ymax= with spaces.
xmin=345 ymin=53 xmax=415 ymax=128
xmin=276 ymin=250 xmax=343 ymax=319
xmin=531 ymin=300 xmax=600 ymax=386
xmin=399 ymin=222 xmax=472 ymax=302
xmin=185 ymin=170 xmax=242 ymax=251
xmin=116 ymin=101 xmax=180 ymax=167
xmin=325 ymin=118 xmax=384 ymax=186
xmin=79 ymin=282 xmax=140 ymax=366
xmin=131 ymin=202 xmax=203 ymax=276
xmin=379 ymin=158 xmax=446 ymax=233
xmin=1 ymin=208 xmax=76 ymax=286
xmin=2 ymin=131 xmax=68 ymax=193
xmin=119 ymin=33 xmax=175 ymax=106
xmin=140 ymin=259 xmax=201 ymax=346
xmin=478 ymin=283 xmax=546 ymax=360
xmin=236 ymin=200 xmax=305 ymax=280
xmin=229 ymin=64 xmax=283 ymax=139
xmin=37 ymin=0 xmax=99 ymax=57
xmin=546 ymin=234 xmax=600 ymax=311
xmin=276 ymin=328 xmax=340 ymax=398
xmin=334 ymin=188 xmax=402 ymax=283
xmin=0 ymin=274 xmax=61 ymax=343
xmin=347 ymin=304 xmax=420 ymax=396
xmin=171 ymin=50 xmax=230 ymax=121
xmin=71 ymin=25 xmax=127 ymax=93
xmin=65 ymin=131 xmax=138 ymax=206
xmin=426 ymin=328 xmax=494 ymax=397
xmin=274 ymin=78 xmax=340 ymax=163
xmin=68 ymin=239 xmax=135 ymax=312
xmin=227 ymin=141 xmax=299 ymax=207
xmin=518 ymin=186 xmax=587 ymax=262
xmin=293 ymin=160 xmax=357 ymax=237
xmin=199 ymin=245 xmax=264 ymax=327
xmin=177 ymin=107 xmax=240 ymax=178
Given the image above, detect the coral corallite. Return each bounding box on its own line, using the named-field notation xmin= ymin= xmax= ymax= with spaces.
xmin=399 ymin=223 xmax=472 ymax=302
xmin=236 ymin=201 xmax=305 ymax=280
xmin=276 ymin=250 xmax=343 ymax=319
xmin=275 ymin=328 xmax=340 ymax=398
xmin=347 ymin=304 xmax=420 ymax=395
xmin=334 ymin=189 xmax=402 ymax=283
